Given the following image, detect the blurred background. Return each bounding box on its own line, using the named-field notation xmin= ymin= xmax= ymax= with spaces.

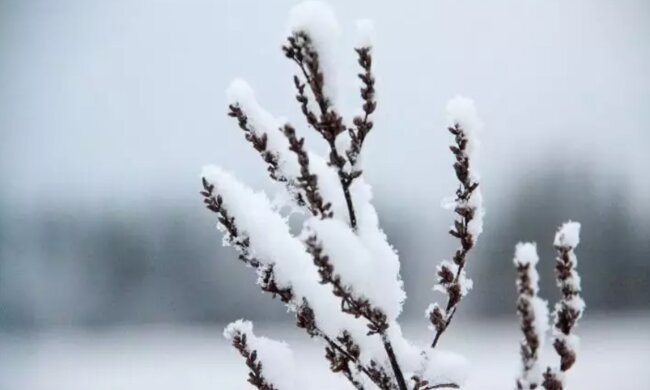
xmin=1 ymin=0 xmax=648 ymax=388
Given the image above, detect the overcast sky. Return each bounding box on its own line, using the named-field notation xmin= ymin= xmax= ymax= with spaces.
xmin=1 ymin=0 xmax=649 ymax=212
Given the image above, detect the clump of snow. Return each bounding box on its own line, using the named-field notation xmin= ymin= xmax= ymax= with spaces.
xmin=531 ymin=297 xmax=549 ymax=340
xmin=288 ymin=1 xmax=340 ymax=38
xmin=567 ymin=294 xmax=586 ymax=314
xmin=424 ymin=303 xmax=445 ymax=332
xmin=467 ymin=190 xmax=485 ymax=239
xmin=307 ymin=152 xmax=347 ymax=219
xmin=555 ymin=296 xmax=586 ymax=320
xmin=564 ymin=268 xmax=583 ymax=290
xmin=355 ymin=19 xmax=375 ymax=48
xmin=554 ymin=221 xmax=581 ymax=248
xmin=420 ymin=349 xmax=469 ymax=386
xmin=514 ymin=242 xmax=540 ymax=292
xmin=304 ymin=217 xmax=404 ymax=320
xmin=223 ymin=319 xmax=253 ymax=341
xmin=555 ymin=333 xmax=581 ymax=352
xmin=514 ymin=242 xmax=539 ymax=267
xmin=446 ymin=96 xmax=483 ymax=143
xmin=287 ymin=1 xmax=341 ymax=103
xmin=341 ymin=176 xmax=408 ymax=320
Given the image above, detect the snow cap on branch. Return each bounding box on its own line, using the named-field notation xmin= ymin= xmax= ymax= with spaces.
xmin=514 ymin=242 xmax=540 ymax=267
xmin=445 ymin=96 xmax=485 ymax=239
xmin=446 ymin=96 xmax=483 ymax=147
xmin=201 ymin=165 xmax=291 ymax=262
xmin=223 ymin=318 xmax=254 ymax=341
xmin=305 ymin=217 xmax=405 ymax=320
xmin=287 ymin=1 xmax=341 ymax=102
xmin=355 ymin=19 xmax=375 ymax=48
xmin=514 ymin=242 xmax=541 ymax=294
xmin=554 ymin=221 xmax=581 ymax=249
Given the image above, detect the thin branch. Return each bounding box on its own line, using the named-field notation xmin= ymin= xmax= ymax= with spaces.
xmin=543 ymin=223 xmax=584 ymax=390
xmin=283 ymin=32 xmax=359 ymax=229
xmin=229 ymin=331 xmax=277 ymax=390
xmin=430 ymin=123 xmax=481 ymax=348
xmin=227 ymin=104 xmax=312 ymax=211
xmin=228 ymin=104 xmax=285 ymax=183
xmin=412 ymin=376 xmax=461 ymax=390
xmin=347 ymin=46 xmax=376 ymax=172
xmin=513 ymin=243 xmax=546 ymax=390
xmin=281 ymin=123 xmax=333 ymax=219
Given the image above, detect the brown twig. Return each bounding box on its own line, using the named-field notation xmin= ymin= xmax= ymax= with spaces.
xmin=412 ymin=376 xmax=461 ymax=390
xmin=347 ymin=46 xmax=376 ymax=172
xmin=281 ymin=123 xmax=333 ymax=219
xmin=430 ymin=123 xmax=480 ymax=348
xmin=228 ymin=104 xmax=285 ymax=183
xmin=227 ymin=104 xmax=315 ymax=213
xmin=229 ymin=330 xmax=277 ymax=390
xmin=283 ymin=31 xmax=360 ymax=229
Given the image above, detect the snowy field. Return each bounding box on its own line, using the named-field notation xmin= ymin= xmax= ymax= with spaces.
xmin=1 ymin=314 xmax=647 ymax=390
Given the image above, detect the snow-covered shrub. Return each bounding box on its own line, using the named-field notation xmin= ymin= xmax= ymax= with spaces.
xmin=513 ymin=222 xmax=585 ymax=390
xmin=198 ymin=2 xmax=585 ymax=389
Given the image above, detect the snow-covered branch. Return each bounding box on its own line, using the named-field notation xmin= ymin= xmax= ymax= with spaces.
xmin=347 ymin=19 xmax=376 ymax=172
xmin=283 ymin=2 xmax=359 ymax=229
xmin=514 ymin=243 xmax=549 ymax=389
xmin=225 ymin=320 xmax=298 ymax=390
xmin=303 ymin=229 xmax=408 ymax=390
xmin=282 ymin=123 xmax=333 ymax=218
xmin=197 ymin=2 xmax=587 ymax=389
xmin=543 ymin=222 xmax=585 ymax=390
xmin=428 ymin=97 xmax=485 ymax=348
xmin=201 ymin=166 xmax=412 ymax=389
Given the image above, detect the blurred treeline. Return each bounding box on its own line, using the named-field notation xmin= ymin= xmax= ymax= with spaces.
xmin=1 ymin=164 xmax=648 ymax=331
